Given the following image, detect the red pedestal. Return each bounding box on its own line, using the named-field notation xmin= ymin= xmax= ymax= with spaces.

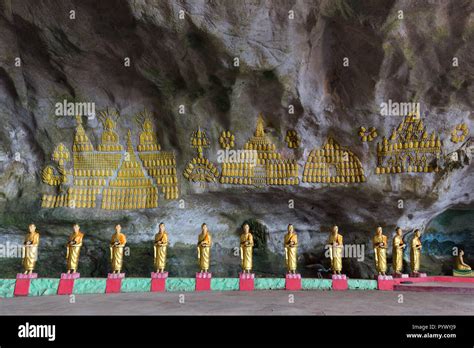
xmin=392 ymin=273 xmax=409 ymax=279
xmin=285 ymin=273 xmax=302 ymax=290
xmin=377 ymin=275 xmax=394 ymax=291
xmin=332 ymin=274 xmax=348 ymax=291
xmin=106 ymin=273 xmax=124 ymax=294
xmin=151 ymin=272 xmax=168 ymax=292
xmin=14 ymin=273 xmax=37 ymax=297
xmin=239 ymin=273 xmax=255 ymax=291
xmin=195 ymin=272 xmax=212 ymax=291
xmin=57 ymin=273 xmax=80 ymax=295
xmin=410 ymin=272 xmax=427 ymax=278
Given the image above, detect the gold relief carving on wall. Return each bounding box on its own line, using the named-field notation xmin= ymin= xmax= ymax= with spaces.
xmin=450 ymin=123 xmax=469 ymax=144
xmin=285 ymin=130 xmax=300 ymax=148
xmin=183 ymin=127 xmax=220 ymax=183
xmin=302 ymin=137 xmax=366 ymax=184
xmin=375 ymin=115 xmax=442 ymax=174
xmin=220 ymin=114 xmax=299 ymax=186
xmin=41 ymin=109 xmax=179 ymax=209
xmin=358 ymin=126 xmax=378 ymax=142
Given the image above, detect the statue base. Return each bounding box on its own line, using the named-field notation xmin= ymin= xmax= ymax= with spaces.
xmin=392 ymin=273 xmax=409 ymax=278
xmin=14 ymin=273 xmax=38 ymax=297
xmin=151 ymin=272 xmax=168 ymax=292
xmin=57 ymin=273 xmax=80 ymax=295
xmin=285 ymin=273 xmax=302 ymax=290
xmin=106 ymin=273 xmax=125 ymax=294
xmin=376 ymin=275 xmax=394 ymax=291
xmin=410 ymin=272 xmax=427 ymax=278
xmin=195 ymin=272 xmax=212 ymax=291
xmin=332 ymin=274 xmax=348 ymax=291
xmin=239 ymin=272 xmax=255 ymax=291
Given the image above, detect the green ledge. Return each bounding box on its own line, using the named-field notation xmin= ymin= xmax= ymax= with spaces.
xmin=255 ymin=278 xmax=285 ymax=290
xmin=29 ymin=278 xmax=60 ymax=296
xmin=121 ymin=278 xmax=151 ymax=293
xmin=166 ymin=278 xmax=195 ymax=292
xmin=73 ymin=278 xmax=106 ymax=295
xmin=348 ymin=279 xmax=377 ymax=290
xmin=211 ymin=277 xmax=239 ymax=291
xmin=0 ymin=279 xmax=16 ymax=298
xmin=302 ymin=278 xmax=332 ymax=290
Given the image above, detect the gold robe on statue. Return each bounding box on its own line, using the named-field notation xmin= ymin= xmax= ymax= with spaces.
xmin=455 ymin=255 xmax=471 ymax=271
xmin=110 ymin=233 xmax=127 ymax=272
xmin=328 ymin=234 xmax=343 ymax=272
xmin=284 ymin=232 xmax=298 ymax=272
xmin=240 ymin=233 xmax=254 ymax=271
xmin=154 ymin=232 xmax=168 ymax=271
xmin=23 ymin=232 xmax=40 ymax=272
xmin=373 ymin=234 xmax=387 ymax=273
xmin=197 ymin=232 xmax=212 ymax=271
xmin=392 ymin=235 xmax=404 ymax=273
xmin=66 ymin=231 xmax=84 ymax=271
xmin=410 ymin=236 xmax=421 ymax=273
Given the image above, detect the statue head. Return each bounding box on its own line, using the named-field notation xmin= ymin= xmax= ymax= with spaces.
xmin=459 ymin=249 xmax=464 ymax=256
xmin=376 ymin=226 xmax=382 ymax=235
xmin=201 ymin=223 xmax=208 ymax=233
xmin=414 ymin=229 xmax=421 ymax=238
xmin=243 ymin=223 xmax=250 ymax=234
xmin=73 ymin=223 xmax=80 ymax=233
xmin=332 ymin=225 xmax=338 ymax=234
xmin=115 ymin=224 xmax=122 ymax=233
xmin=288 ymin=224 xmax=294 ymax=233
xmin=159 ymin=222 xmax=165 ymax=233
xmin=28 ymin=224 xmax=36 ymax=233
xmin=396 ymin=227 xmax=403 ymax=236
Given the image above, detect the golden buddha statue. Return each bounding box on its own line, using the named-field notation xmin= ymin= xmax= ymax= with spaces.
xmin=197 ymin=223 xmax=212 ymax=272
xmin=22 ymin=224 xmax=40 ymax=274
xmin=110 ymin=224 xmax=127 ymax=273
xmin=410 ymin=229 xmax=422 ymax=273
xmin=66 ymin=223 xmax=84 ymax=273
xmin=154 ymin=223 xmax=169 ymax=273
xmin=240 ymin=223 xmax=254 ymax=273
xmin=373 ymin=226 xmax=388 ymax=276
xmin=328 ymin=225 xmax=343 ymax=275
xmin=284 ymin=224 xmax=298 ymax=274
xmin=392 ymin=227 xmax=406 ymax=274
xmin=455 ymin=249 xmax=471 ymax=271
xmin=392 ymin=227 xmax=406 ymax=275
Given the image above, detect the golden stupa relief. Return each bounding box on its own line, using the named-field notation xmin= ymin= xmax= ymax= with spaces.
xmin=41 ymin=109 xmax=179 ymax=209
xmin=450 ymin=123 xmax=469 ymax=144
xmin=220 ymin=114 xmax=299 ymax=186
xmin=358 ymin=126 xmax=378 ymax=142
xmin=183 ymin=127 xmax=220 ymax=183
xmin=302 ymin=137 xmax=366 ymax=184
xmin=375 ymin=114 xmax=442 ymax=174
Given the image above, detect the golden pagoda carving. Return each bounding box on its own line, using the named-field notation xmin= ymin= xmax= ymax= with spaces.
xmin=97 ymin=109 xmax=123 ymax=152
xmin=41 ymin=108 xmax=179 ymax=209
xmin=375 ymin=114 xmax=442 ymax=174
xmin=220 ymin=113 xmax=299 ymax=186
xmin=183 ymin=127 xmax=220 ymax=183
xmin=302 ymin=137 xmax=366 ymax=184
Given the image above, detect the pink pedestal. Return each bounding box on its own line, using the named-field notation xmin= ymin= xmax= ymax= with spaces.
xmin=57 ymin=273 xmax=80 ymax=295
xmin=195 ymin=272 xmax=212 ymax=291
xmin=285 ymin=273 xmax=302 ymax=290
xmin=106 ymin=273 xmax=125 ymax=294
xmin=14 ymin=273 xmax=37 ymax=297
xmin=239 ymin=273 xmax=255 ymax=291
xmin=332 ymin=274 xmax=348 ymax=291
xmin=151 ymin=272 xmax=168 ymax=292
xmin=377 ymin=275 xmax=394 ymax=291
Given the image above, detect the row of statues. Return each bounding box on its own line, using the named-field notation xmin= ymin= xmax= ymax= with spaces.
xmin=20 ymin=223 xmax=471 ymax=276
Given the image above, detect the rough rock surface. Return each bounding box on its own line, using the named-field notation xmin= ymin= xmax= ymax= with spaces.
xmin=0 ymin=0 xmax=472 ymax=277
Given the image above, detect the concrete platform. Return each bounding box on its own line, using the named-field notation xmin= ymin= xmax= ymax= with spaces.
xmin=0 ymin=290 xmax=472 ymax=315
